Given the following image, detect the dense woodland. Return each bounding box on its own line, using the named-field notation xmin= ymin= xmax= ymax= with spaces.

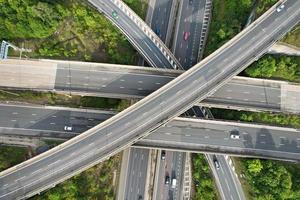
xmin=0 ymin=0 xmax=136 ymax=63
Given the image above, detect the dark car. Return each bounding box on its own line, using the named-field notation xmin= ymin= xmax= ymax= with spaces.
xmin=189 ymin=0 xmax=193 ymax=5
xmin=155 ymin=27 xmax=160 ymax=35
xmin=161 ymin=150 xmax=166 ymax=160
xmin=138 ymin=195 xmax=143 ymax=200
xmin=165 ymin=175 xmax=170 ymax=184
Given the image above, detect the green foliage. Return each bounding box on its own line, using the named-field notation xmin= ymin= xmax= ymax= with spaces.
xmin=211 ymin=108 xmax=300 ymax=129
xmin=0 ymin=146 xmax=28 ymax=171
xmin=30 ymin=155 xmax=120 ymax=200
xmin=282 ymin=26 xmax=300 ymax=48
xmin=123 ymin=0 xmax=148 ymax=19
xmin=0 ymin=90 xmax=130 ymax=111
xmin=204 ymin=0 xmax=252 ymax=56
xmin=256 ymin=0 xmax=278 ymax=16
xmin=0 ymin=0 xmax=65 ymax=39
xmin=192 ymin=154 xmax=218 ymax=200
xmin=1 ymin=0 xmax=138 ymax=64
xmin=244 ymin=55 xmax=300 ymax=82
xmin=240 ymin=159 xmax=300 ymax=200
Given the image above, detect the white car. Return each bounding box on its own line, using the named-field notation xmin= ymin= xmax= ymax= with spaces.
xmin=276 ymin=4 xmax=285 ymax=12
xmin=214 ymin=160 xmax=220 ymax=170
xmin=64 ymin=126 xmax=73 ymax=131
xmin=230 ymin=134 xmax=240 ymax=139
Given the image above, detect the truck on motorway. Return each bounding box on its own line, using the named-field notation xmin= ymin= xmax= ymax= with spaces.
xmin=172 ymin=178 xmax=177 ymax=188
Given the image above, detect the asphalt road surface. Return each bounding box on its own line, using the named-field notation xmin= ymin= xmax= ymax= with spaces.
xmin=150 ymin=0 xmax=174 ymax=42
xmin=1 ymin=104 xmax=300 ymax=161
xmin=153 ymin=151 xmax=185 ymax=200
xmin=1 ymin=1 xmax=299 ymax=199
xmin=173 ymin=0 xmax=206 ymax=69
xmin=124 ymin=148 xmax=149 ymax=200
xmin=207 ymin=154 xmax=246 ymax=200
xmin=88 ymin=0 xmax=180 ymax=69
xmin=1 ymin=59 xmax=299 ymax=113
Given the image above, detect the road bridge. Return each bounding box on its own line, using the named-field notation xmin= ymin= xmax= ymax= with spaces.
xmin=0 ymin=1 xmax=299 ymax=199
xmin=1 ymin=59 xmax=299 ymax=114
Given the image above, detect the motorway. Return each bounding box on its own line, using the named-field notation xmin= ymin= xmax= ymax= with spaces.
xmin=173 ymin=0 xmax=208 ymax=69
xmin=0 ymin=103 xmax=300 ymax=161
xmin=124 ymin=148 xmax=149 ymax=200
xmin=153 ymin=150 xmax=185 ymax=200
xmin=207 ymin=154 xmax=246 ymax=200
xmin=88 ymin=0 xmax=181 ymax=69
xmin=1 ymin=1 xmax=299 ymax=199
xmin=1 ymin=59 xmax=299 ymax=114
xmin=149 ymin=1 xmax=187 ymax=199
xmin=150 ymin=0 xmax=175 ymax=43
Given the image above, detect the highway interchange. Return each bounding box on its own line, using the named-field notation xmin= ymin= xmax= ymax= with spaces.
xmin=0 ymin=0 xmax=300 ymax=199
xmin=1 ymin=59 xmax=300 ymax=114
xmin=1 ymin=103 xmax=300 ymax=161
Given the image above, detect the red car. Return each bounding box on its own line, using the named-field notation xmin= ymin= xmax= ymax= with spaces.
xmin=183 ymin=32 xmax=190 ymax=41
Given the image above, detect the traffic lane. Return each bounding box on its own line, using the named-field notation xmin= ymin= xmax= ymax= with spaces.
xmin=143 ymin=122 xmax=300 ymax=154
xmin=1 ymin=2 xmax=299 ymax=198
xmin=213 ymin=155 xmax=242 ymax=200
xmin=124 ymin=148 xmax=149 ymax=200
xmin=175 ymin=0 xmax=206 ymax=69
xmin=0 ymin=105 xmax=113 ymax=133
xmin=151 ymin=0 xmax=173 ymax=41
xmin=5 ymin=105 xmax=299 ymax=153
xmin=90 ymin=0 xmax=172 ymax=68
xmin=172 ymin=152 xmax=185 ymax=200
xmin=0 ymin=60 xmax=288 ymax=112
xmin=209 ymin=82 xmax=281 ymax=106
xmin=54 ymin=64 xmax=174 ymax=97
xmin=185 ymin=0 xmax=206 ymax=68
xmin=175 ymin=0 xmax=193 ymax=67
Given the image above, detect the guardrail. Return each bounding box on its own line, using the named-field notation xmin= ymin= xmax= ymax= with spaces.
xmin=89 ymin=0 xmax=183 ymax=70
xmin=0 ymin=1 xmax=298 ymax=199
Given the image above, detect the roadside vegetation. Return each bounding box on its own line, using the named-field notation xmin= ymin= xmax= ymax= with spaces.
xmin=211 ymin=108 xmax=300 ymax=129
xmin=30 ymin=154 xmax=120 ymax=200
xmin=233 ymin=158 xmax=300 ymax=199
xmin=211 ymin=108 xmax=300 ymax=199
xmin=243 ymin=55 xmax=300 ymax=82
xmin=123 ymin=0 xmax=148 ymax=19
xmin=0 ymin=0 xmax=137 ymax=64
xmin=204 ymin=0 xmax=253 ymax=56
xmin=0 ymin=90 xmax=130 ymax=111
xmin=282 ymin=25 xmax=300 ymax=48
xmin=0 ymin=146 xmax=29 ymax=171
xmin=192 ymin=154 xmax=219 ymax=200
xmin=204 ymin=0 xmax=278 ymax=56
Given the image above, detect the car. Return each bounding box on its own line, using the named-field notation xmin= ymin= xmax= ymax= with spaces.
xmin=189 ymin=0 xmax=193 ymax=5
xmin=112 ymin=10 xmax=119 ymax=19
xmin=155 ymin=27 xmax=160 ymax=35
xmin=161 ymin=150 xmax=166 ymax=160
xmin=230 ymin=129 xmax=240 ymax=139
xmin=214 ymin=159 xmax=220 ymax=170
xmin=183 ymin=32 xmax=189 ymax=41
xmin=138 ymin=195 xmax=143 ymax=200
xmin=276 ymin=3 xmax=285 ymax=12
xmin=230 ymin=130 xmax=240 ymax=139
xmin=172 ymin=178 xmax=177 ymax=188
xmin=64 ymin=126 xmax=73 ymax=131
xmin=165 ymin=175 xmax=170 ymax=184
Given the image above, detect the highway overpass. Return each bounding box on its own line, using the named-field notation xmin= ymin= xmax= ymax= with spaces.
xmin=0 ymin=103 xmax=299 ymax=162
xmin=0 ymin=1 xmax=299 ymax=199
xmin=1 ymin=59 xmax=300 ymax=114
xmin=87 ymin=0 xmax=182 ymax=69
